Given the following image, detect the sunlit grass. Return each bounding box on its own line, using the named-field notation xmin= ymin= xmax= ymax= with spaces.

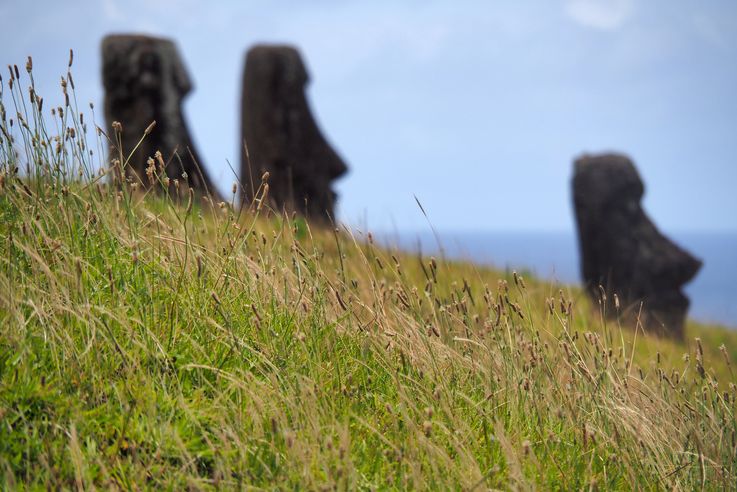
xmin=1 ymin=57 xmax=736 ymax=489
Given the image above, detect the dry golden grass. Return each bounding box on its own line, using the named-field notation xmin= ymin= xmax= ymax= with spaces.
xmin=1 ymin=56 xmax=736 ymax=489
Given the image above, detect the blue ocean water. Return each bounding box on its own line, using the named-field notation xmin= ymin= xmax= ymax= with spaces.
xmin=378 ymin=230 xmax=737 ymax=328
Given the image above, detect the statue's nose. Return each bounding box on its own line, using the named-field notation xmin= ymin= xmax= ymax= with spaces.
xmin=669 ymin=247 xmax=702 ymax=284
xmin=328 ymin=154 xmax=348 ymax=180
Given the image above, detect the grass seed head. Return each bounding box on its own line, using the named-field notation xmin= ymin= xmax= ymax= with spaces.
xmin=522 ymin=440 xmax=531 ymax=456
xmin=422 ymin=420 xmax=432 ymax=437
xmin=144 ymin=120 xmax=156 ymax=135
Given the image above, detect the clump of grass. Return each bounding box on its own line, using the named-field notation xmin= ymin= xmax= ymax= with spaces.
xmin=1 ymin=57 xmax=736 ymax=490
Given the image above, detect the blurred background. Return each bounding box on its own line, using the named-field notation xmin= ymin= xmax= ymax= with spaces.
xmin=2 ymin=0 xmax=736 ymax=325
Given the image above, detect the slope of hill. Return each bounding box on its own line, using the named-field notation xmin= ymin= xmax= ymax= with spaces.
xmin=1 ymin=63 xmax=736 ymax=489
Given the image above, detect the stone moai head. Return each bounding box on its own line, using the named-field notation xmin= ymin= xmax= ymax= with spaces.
xmin=240 ymin=44 xmax=348 ymax=222
xmin=572 ymin=153 xmax=702 ymax=338
xmin=102 ymin=34 xmax=218 ymax=198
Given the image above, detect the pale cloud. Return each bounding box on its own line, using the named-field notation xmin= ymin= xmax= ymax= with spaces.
xmin=102 ymin=0 xmax=125 ymax=22
xmin=564 ymin=0 xmax=634 ymax=31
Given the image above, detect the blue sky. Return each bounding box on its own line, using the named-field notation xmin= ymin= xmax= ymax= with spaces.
xmin=2 ymin=0 xmax=736 ymax=232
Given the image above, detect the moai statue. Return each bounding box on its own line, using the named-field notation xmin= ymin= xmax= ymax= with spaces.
xmin=572 ymin=153 xmax=702 ymax=338
xmin=240 ymin=44 xmax=348 ymax=222
xmin=102 ymin=34 xmax=219 ymax=199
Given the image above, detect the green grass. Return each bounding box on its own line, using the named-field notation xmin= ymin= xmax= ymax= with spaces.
xmin=1 ymin=58 xmax=737 ymax=490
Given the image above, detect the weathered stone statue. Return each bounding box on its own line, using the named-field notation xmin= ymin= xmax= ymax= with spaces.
xmin=240 ymin=44 xmax=348 ymax=222
xmin=102 ymin=34 xmax=219 ymax=198
xmin=572 ymin=153 xmax=701 ymax=338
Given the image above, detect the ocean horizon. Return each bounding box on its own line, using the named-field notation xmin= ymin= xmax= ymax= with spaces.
xmin=376 ymin=230 xmax=737 ymax=329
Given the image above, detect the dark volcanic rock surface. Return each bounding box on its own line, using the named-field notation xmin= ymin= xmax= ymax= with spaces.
xmin=572 ymin=153 xmax=702 ymax=337
xmin=102 ymin=34 xmax=219 ymax=198
xmin=240 ymin=44 xmax=347 ymax=222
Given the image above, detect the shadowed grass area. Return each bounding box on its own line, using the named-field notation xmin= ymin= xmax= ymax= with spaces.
xmin=1 ymin=58 xmax=736 ymax=490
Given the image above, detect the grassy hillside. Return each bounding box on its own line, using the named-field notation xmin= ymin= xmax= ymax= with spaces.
xmin=1 ymin=62 xmax=736 ymax=490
